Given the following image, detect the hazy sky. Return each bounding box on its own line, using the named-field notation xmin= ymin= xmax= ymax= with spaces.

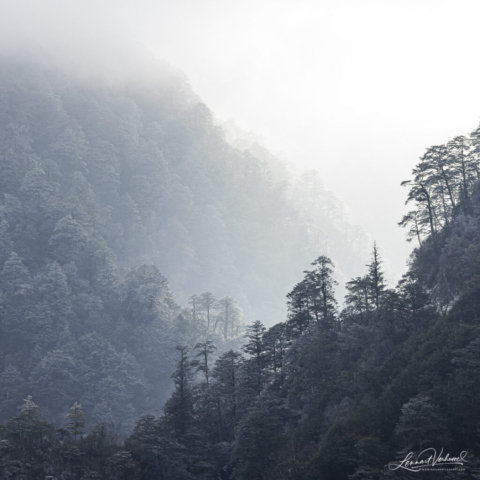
xmin=4 ymin=0 xmax=480 ymax=282
xmin=118 ymin=0 xmax=480 ymax=281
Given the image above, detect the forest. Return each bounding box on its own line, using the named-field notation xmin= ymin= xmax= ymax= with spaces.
xmin=2 ymin=50 xmax=480 ymax=479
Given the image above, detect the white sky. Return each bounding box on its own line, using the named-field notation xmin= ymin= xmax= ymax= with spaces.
xmin=4 ymin=0 xmax=480 ymax=282
xmin=117 ymin=0 xmax=480 ymax=281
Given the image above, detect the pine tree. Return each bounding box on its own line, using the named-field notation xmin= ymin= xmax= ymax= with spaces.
xmin=232 ymin=395 xmax=287 ymax=480
xmin=448 ymin=136 xmax=472 ymax=210
xmin=398 ymin=210 xmax=426 ymax=246
xmin=345 ymin=275 xmax=371 ymax=323
xmin=287 ymin=255 xmax=338 ymax=332
xmin=286 ymin=280 xmax=313 ymax=336
xmin=310 ymin=255 xmax=338 ymax=325
xmin=243 ymin=321 xmax=266 ymax=366
xmin=6 ymin=396 xmax=52 ymax=448
xmin=450 ymin=336 xmax=480 ymax=449
xmin=0 ymin=252 xmax=34 ymax=362
xmin=111 ymin=450 xmax=135 ymax=480
xmin=199 ymin=291 xmax=217 ymax=335
xmin=263 ymin=323 xmax=288 ymax=375
xmin=164 ymin=346 xmax=195 ymax=437
xmin=0 ymin=123 xmax=34 ymax=195
xmin=397 ymin=272 xmax=432 ymax=330
xmin=366 ymin=243 xmax=385 ymax=308
xmin=194 ymin=340 xmax=217 ymax=387
xmin=48 ymin=214 xmax=88 ymax=265
xmin=210 ymin=350 xmax=243 ymax=438
xmin=401 ymin=169 xmax=437 ymax=238
xmin=395 ymin=393 xmax=448 ymax=452
xmin=66 ymin=402 xmax=86 ymax=441
xmin=468 ymin=123 xmax=480 ymax=181
xmin=217 ymin=295 xmax=241 ymax=340
xmin=188 ymin=294 xmax=205 ymax=337
xmin=241 ymin=321 xmax=268 ymax=397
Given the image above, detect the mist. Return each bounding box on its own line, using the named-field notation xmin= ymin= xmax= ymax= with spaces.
xmin=3 ymin=2 xmax=480 ymax=476
xmin=122 ymin=0 xmax=480 ymax=280
xmin=4 ymin=0 xmax=480 ymax=280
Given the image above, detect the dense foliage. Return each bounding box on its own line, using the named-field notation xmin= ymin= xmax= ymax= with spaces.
xmin=4 ymin=211 xmax=480 ymax=478
xmin=0 ymin=50 xmax=368 ymax=434
xmin=3 ymin=51 xmax=480 ymax=479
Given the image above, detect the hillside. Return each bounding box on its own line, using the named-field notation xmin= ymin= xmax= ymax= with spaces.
xmin=0 ymin=50 xmax=368 ymax=320
xmin=2 ymin=92 xmax=480 ymax=477
xmin=0 ymin=49 xmax=368 ymax=433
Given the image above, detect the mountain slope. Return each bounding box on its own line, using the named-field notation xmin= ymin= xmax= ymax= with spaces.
xmin=0 ymin=49 xmax=368 ymax=432
xmin=0 ymin=51 xmax=368 ymax=323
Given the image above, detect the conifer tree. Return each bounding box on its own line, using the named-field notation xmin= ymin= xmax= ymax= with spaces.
xmin=217 ymin=295 xmax=241 ymax=340
xmin=310 ymin=255 xmax=338 ymax=326
xmin=243 ymin=321 xmax=266 ymax=366
xmin=188 ymin=293 xmax=200 ymax=320
xmin=210 ymin=350 xmax=243 ymax=436
xmin=448 ymin=136 xmax=471 ymax=210
xmin=450 ymin=336 xmax=480 ymax=448
xmin=401 ymin=170 xmax=437 ymax=238
xmin=232 ymin=395 xmax=287 ymax=480
xmin=199 ymin=291 xmax=217 ymax=335
xmin=66 ymin=402 xmax=86 ymax=441
xmin=395 ymin=393 xmax=448 ymax=452
xmin=286 ymin=280 xmax=312 ymax=336
xmin=398 ymin=210 xmax=425 ymax=246
xmin=194 ymin=340 xmax=217 ymax=387
xmin=366 ymin=243 xmax=385 ymax=308
xmin=241 ymin=321 xmax=268 ymax=396
xmin=263 ymin=323 xmax=288 ymax=374
xmin=6 ymin=396 xmax=52 ymax=450
xmin=345 ymin=275 xmax=371 ymax=322
xmin=287 ymin=255 xmax=338 ymax=331
xmin=164 ymin=346 xmax=195 ymax=437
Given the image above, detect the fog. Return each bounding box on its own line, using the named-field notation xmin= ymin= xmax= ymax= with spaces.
xmin=122 ymin=0 xmax=480 ymax=281
xmin=3 ymin=2 xmax=480 ymax=463
xmin=3 ymin=0 xmax=480 ymax=282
